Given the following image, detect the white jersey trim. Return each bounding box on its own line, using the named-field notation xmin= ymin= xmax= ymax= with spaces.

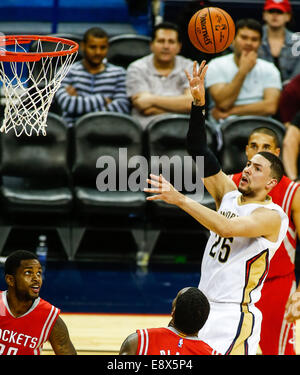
xmin=278 ymin=280 xmax=296 ymax=355
xmin=282 ymin=181 xmax=297 ymax=215
xmin=34 ymin=305 xmax=59 ymax=355
xmin=2 ymin=290 xmax=40 ymax=318
xmin=283 ymin=236 xmax=296 ymax=265
xmin=138 ymin=329 xmax=149 ymax=355
xmin=166 ymin=326 xmax=203 ymax=340
xmin=281 ymin=182 xmax=298 ymax=264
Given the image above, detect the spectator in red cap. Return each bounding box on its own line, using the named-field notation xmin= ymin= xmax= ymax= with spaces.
xmin=264 ymin=0 xmax=291 ymax=12
xmin=259 ymin=0 xmax=300 ymax=85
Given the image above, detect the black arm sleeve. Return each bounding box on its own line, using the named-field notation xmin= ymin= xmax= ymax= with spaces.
xmin=186 ymin=104 xmax=221 ymax=178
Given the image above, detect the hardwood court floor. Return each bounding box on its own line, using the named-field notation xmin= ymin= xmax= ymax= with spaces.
xmin=42 ymin=313 xmax=170 ymax=355
xmin=42 ymin=313 xmax=300 ymax=355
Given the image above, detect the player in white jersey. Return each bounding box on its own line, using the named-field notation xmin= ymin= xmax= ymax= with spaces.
xmin=198 ymin=190 xmax=288 ymax=354
xmin=144 ymin=61 xmax=289 ymax=355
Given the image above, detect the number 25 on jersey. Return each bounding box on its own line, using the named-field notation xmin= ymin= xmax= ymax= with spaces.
xmin=209 ymin=235 xmax=233 ymax=263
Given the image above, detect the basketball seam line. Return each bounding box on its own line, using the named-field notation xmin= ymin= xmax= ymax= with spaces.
xmin=207 ymin=7 xmax=216 ymax=54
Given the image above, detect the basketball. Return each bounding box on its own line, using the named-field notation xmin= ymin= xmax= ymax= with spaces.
xmin=188 ymin=7 xmax=235 ymax=54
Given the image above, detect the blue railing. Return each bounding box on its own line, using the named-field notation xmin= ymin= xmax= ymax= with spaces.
xmin=0 ymin=0 xmax=131 ymax=33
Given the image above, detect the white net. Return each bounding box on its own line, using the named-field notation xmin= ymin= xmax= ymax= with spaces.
xmin=0 ymin=37 xmax=78 ymax=136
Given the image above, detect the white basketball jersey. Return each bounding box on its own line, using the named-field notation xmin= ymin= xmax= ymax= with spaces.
xmin=198 ymin=190 xmax=289 ymax=306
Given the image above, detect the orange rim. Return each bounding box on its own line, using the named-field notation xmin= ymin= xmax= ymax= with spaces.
xmin=0 ymin=35 xmax=79 ymax=62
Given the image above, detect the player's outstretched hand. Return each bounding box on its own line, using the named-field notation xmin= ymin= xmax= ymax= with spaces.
xmin=144 ymin=174 xmax=184 ymax=206
xmin=185 ymin=60 xmax=208 ymax=106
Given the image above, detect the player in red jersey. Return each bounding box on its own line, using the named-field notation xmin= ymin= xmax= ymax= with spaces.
xmin=0 ymin=250 xmax=76 ymax=355
xmin=119 ymin=287 xmax=220 ymax=355
xmin=230 ymin=127 xmax=300 ymax=355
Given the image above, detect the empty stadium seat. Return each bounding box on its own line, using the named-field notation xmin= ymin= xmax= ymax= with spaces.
xmin=107 ymin=34 xmax=151 ymax=68
xmin=140 ymin=114 xmax=217 ymax=266
xmin=219 ymin=116 xmax=286 ymax=175
xmin=0 ymin=112 xmax=73 ymax=259
xmin=71 ymin=111 xmax=147 ymax=260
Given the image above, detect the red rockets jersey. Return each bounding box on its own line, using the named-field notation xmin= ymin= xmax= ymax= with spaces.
xmin=231 ymin=173 xmax=299 ymax=278
xmin=136 ymin=327 xmax=219 ymax=355
xmin=0 ymin=291 xmax=60 ymax=355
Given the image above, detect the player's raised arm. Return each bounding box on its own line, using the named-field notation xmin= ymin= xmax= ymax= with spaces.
xmin=185 ymin=61 xmax=236 ymax=208
xmin=144 ymin=173 xmax=280 ymax=241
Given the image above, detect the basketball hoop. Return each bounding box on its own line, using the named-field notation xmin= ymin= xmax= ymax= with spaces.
xmin=0 ymin=35 xmax=78 ymax=136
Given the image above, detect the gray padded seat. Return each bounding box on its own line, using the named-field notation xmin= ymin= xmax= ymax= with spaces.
xmin=0 ymin=112 xmax=73 ymax=258
xmin=219 ymin=116 xmax=286 ymax=174
xmin=145 ymin=114 xmax=217 ymax=218
xmin=107 ymin=34 xmax=151 ymax=69
xmin=71 ymin=111 xmax=147 ymax=259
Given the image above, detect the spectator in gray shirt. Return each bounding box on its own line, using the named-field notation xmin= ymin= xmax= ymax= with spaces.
xmin=258 ymin=0 xmax=300 ymax=86
xmin=126 ymin=22 xmax=194 ymax=128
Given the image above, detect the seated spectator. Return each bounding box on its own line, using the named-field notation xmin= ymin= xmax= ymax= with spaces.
xmin=258 ymin=0 xmax=300 ymax=86
xmin=205 ymin=18 xmax=282 ymax=128
xmin=56 ymin=27 xmax=130 ymax=127
xmin=126 ymin=21 xmax=194 ymax=128
xmin=119 ymin=287 xmax=220 ymax=355
xmin=279 ymin=73 xmax=300 ymax=124
xmin=283 ymin=112 xmax=300 ymax=182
